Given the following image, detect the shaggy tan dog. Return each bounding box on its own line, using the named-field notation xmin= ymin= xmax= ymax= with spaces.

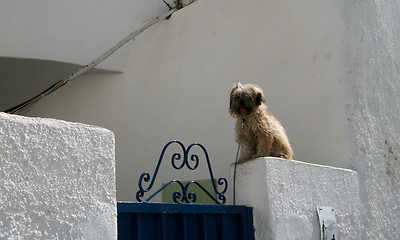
xmin=229 ymin=82 xmax=293 ymax=162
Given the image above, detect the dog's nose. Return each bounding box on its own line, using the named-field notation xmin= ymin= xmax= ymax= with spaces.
xmin=239 ymin=100 xmax=244 ymax=106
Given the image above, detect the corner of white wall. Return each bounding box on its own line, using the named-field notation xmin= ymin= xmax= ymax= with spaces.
xmin=0 ymin=112 xmax=117 ymax=239
xmin=233 ymin=157 xmax=362 ymax=240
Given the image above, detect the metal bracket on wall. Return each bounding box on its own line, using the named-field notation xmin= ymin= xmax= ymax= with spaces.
xmin=317 ymin=206 xmax=337 ymax=240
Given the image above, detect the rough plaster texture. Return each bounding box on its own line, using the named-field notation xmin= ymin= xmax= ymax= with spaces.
xmin=234 ymin=157 xmax=362 ymax=240
xmin=10 ymin=0 xmax=400 ymax=238
xmin=342 ymin=0 xmax=400 ymax=239
xmin=0 ymin=112 xmax=117 ymax=239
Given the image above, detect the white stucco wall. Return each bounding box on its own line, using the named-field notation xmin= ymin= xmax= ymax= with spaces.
xmin=0 ymin=0 xmax=168 ymax=71
xmin=0 ymin=113 xmax=116 ymax=239
xmin=23 ymin=0 xmax=350 ymax=202
xmin=341 ymin=1 xmax=400 ymax=239
xmin=234 ymin=157 xmax=362 ymax=240
xmin=16 ymin=0 xmax=400 ymax=238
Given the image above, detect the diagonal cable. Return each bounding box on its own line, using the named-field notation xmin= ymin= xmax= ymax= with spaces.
xmin=6 ymin=9 xmax=176 ymax=114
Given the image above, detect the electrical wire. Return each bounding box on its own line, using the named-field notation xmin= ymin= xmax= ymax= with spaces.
xmin=5 ymin=9 xmax=176 ymax=114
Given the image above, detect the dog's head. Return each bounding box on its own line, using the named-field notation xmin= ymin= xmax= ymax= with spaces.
xmin=229 ymin=82 xmax=265 ymax=118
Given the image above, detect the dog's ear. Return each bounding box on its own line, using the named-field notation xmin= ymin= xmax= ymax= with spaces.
xmin=230 ymin=82 xmax=242 ymax=93
xmin=230 ymin=82 xmax=241 ymax=98
xmin=229 ymin=94 xmax=235 ymax=115
xmin=256 ymin=90 xmax=265 ymax=106
xmin=229 ymin=82 xmax=241 ymax=112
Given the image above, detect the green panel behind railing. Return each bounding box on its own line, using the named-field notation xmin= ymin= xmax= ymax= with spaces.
xmin=162 ymin=179 xmax=217 ymax=204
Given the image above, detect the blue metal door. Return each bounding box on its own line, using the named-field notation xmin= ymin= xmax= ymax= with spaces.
xmin=118 ymin=202 xmax=255 ymax=240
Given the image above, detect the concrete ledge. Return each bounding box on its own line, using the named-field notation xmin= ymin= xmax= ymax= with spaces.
xmin=0 ymin=113 xmax=116 ymax=239
xmin=234 ymin=157 xmax=362 ymax=240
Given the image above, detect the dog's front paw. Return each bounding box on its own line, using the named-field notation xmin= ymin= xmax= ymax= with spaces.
xmin=252 ymin=154 xmax=268 ymax=159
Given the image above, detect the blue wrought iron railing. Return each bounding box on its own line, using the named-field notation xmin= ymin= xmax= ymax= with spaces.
xmin=136 ymin=140 xmax=228 ymax=204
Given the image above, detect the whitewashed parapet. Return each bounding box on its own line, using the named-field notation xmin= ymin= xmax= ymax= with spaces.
xmin=0 ymin=112 xmax=116 ymax=239
xmin=234 ymin=157 xmax=362 ymax=240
